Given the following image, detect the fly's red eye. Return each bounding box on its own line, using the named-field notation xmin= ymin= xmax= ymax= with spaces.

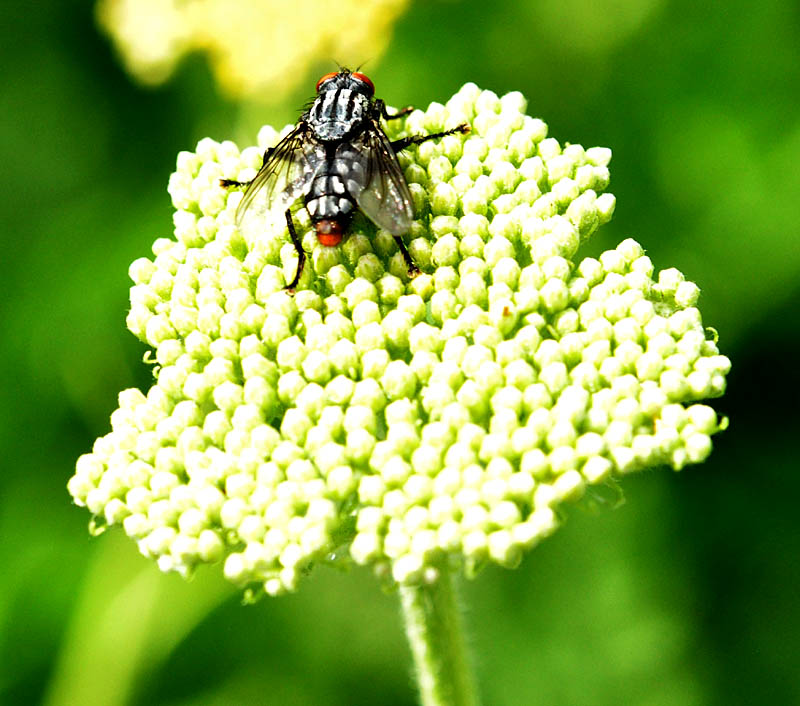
xmin=316 ymin=72 xmax=338 ymax=92
xmin=352 ymin=72 xmax=374 ymax=95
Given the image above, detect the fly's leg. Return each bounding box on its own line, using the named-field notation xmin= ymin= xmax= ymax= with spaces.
xmin=390 ymin=123 xmax=470 ymax=153
xmin=380 ymin=102 xmax=414 ymax=121
xmin=219 ymin=147 xmax=275 ymax=188
xmin=373 ymin=98 xmax=469 ymax=150
xmin=217 ymin=151 xmax=303 ymax=290
xmin=261 ymin=146 xmax=275 ymax=164
xmin=394 ymin=235 xmax=420 ymax=279
xmin=219 ymin=177 xmax=249 ymax=188
xmin=285 ymin=209 xmax=305 ymax=293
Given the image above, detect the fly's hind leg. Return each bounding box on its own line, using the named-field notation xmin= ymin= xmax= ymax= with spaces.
xmin=285 ymin=209 xmax=305 ymax=293
xmin=390 ymin=123 xmax=469 ymax=277
xmin=394 ymin=235 xmax=420 ymax=279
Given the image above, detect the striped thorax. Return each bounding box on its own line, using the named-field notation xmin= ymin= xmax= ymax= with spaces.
xmin=309 ymin=87 xmax=371 ymax=142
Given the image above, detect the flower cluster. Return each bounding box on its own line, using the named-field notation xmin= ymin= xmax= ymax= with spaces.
xmin=68 ymin=83 xmax=730 ymax=595
xmin=96 ymin=0 xmax=409 ymax=99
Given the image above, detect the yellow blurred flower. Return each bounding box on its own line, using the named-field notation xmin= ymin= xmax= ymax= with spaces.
xmin=96 ymin=0 xmax=410 ymax=100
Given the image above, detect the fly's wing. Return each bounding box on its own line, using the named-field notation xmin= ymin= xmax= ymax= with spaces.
xmin=235 ymin=122 xmax=317 ymax=226
xmin=352 ymin=120 xmax=414 ymax=236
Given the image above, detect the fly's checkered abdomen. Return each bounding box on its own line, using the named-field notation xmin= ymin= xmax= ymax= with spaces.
xmin=305 ymin=172 xmax=354 ymax=220
xmin=305 ymin=141 xmax=366 ymax=221
xmin=331 ymin=142 xmax=368 ymax=195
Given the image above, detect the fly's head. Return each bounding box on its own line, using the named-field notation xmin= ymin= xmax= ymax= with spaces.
xmin=315 ymin=69 xmax=375 ymax=99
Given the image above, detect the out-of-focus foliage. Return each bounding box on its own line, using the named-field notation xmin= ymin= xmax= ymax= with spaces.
xmin=1 ymin=0 xmax=798 ymax=704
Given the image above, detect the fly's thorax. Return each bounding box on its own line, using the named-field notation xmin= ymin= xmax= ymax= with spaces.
xmin=308 ymin=88 xmax=371 ymax=142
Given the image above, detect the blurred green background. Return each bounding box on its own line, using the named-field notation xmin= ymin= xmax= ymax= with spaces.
xmin=2 ymin=0 xmax=799 ymax=704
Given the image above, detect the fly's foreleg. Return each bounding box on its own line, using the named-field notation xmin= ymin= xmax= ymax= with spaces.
xmin=285 ymin=209 xmax=305 ymax=293
xmin=390 ymin=123 xmax=470 ymax=153
xmin=379 ymin=100 xmax=414 ymax=121
xmin=219 ymin=147 xmax=275 ymax=188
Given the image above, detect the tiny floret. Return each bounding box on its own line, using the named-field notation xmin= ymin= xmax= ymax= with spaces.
xmin=68 ymin=83 xmax=729 ymax=596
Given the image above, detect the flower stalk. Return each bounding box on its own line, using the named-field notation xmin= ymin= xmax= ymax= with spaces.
xmin=400 ymin=566 xmax=478 ymax=706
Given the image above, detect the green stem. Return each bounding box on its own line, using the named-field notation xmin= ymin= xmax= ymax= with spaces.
xmin=399 ymin=565 xmax=479 ymax=706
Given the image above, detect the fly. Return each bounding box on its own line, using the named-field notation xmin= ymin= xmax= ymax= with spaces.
xmin=221 ymin=68 xmax=469 ymax=291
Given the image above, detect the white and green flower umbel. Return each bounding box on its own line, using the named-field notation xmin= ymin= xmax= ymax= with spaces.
xmin=68 ymin=83 xmax=730 ymax=597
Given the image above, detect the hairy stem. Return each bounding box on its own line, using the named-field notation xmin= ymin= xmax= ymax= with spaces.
xmin=399 ymin=566 xmax=478 ymax=706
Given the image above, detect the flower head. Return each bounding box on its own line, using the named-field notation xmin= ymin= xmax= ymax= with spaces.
xmin=96 ymin=0 xmax=409 ymax=99
xmin=68 ymin=83 xmax=730 ymax=596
